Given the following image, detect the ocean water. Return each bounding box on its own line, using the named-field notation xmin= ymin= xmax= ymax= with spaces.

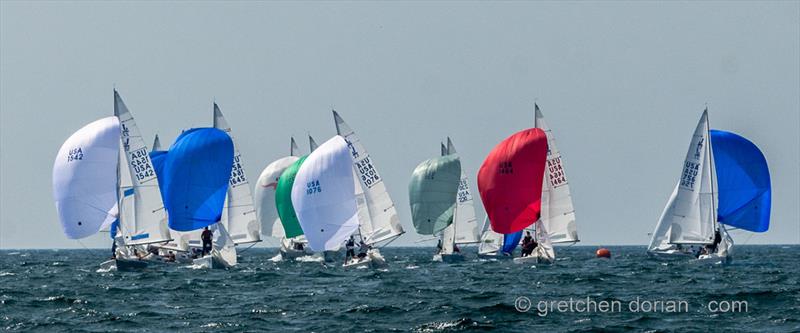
xmin=1 ymin=245 xmax=798 ymax=332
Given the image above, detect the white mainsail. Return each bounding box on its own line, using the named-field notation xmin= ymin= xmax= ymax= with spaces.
xmin=333 ymin=111 xmax=404 ymax=245
xmin=478 ymin=216 xmax=503 ymax=255
xmin=213 ymin=104 xmax=260 ymax=245
xmin=292 ymin=136 xmax=360 ymax=251
xmin=114 ymin=91 xmax=171 ymax=245
xmin=665 ymin=110 xmax=717 ymax=245
xmin=534 ymin=104 xmax=578 ymax=244
xmin=447 ymin=138 xmax=480 ymax=244
xmin=53 ymin=117 xmax=121 ymax=239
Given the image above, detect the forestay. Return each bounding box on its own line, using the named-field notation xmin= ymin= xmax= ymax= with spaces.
xmin=162 ymin=128 xmax=233 ymax=232
xmin=114 ymin=91 xmax=171 ymax=245
xmin=666 ymin=111 xmax=716 ymax=245
xmin=292 ymin=136 xmax=360 ymax=251
xmin=333 ymin=111 xmax=404 ymax=244
xmin=534 ymin=105 xmax=578 ymax=243
xmin=214 ymin=104 xmax=260 ymax=244
xmin=53 ymin=117 xmax=121 ymax=239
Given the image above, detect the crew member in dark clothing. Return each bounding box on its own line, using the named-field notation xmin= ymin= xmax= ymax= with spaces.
xmin=201 ymin=226 xmax=213 ymax=256
xmin=345 ymin=236 xmax=356 ymax=262
xmin=521 ymin=231 xmax=538 ymax=257
xmin=357 ymin=240 xmax=369 ymax=259
xmin=705 ymin=229 xmax=722 ymax=254
xmin=111 ymin=240 xmax=117 ymax=259
xmin=436 ymin=239 xmax=443 ymax=253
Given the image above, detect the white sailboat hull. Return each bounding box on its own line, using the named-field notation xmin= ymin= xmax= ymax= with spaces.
xmin=192 ymin=253 xmax=232 ymax=269
xmin=343 ymin=249 xmax=386 ymax=268
xmin=513 ymin=254 xmax=553 ymax=264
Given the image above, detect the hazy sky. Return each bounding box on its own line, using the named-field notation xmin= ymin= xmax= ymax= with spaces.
xmin=1 ymin=1 xmax=798 ymax=249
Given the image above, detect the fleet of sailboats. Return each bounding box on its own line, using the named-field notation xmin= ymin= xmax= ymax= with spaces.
xmin=52 ymin=93 xmax=773 ymax=270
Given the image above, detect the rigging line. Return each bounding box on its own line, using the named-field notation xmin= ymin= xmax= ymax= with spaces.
xmin=236 ymin=242 xmax=259 ymax=255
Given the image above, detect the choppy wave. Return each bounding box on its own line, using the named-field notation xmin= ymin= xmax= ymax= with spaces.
xmin=0 ymin=246 xmax=798 ymax=331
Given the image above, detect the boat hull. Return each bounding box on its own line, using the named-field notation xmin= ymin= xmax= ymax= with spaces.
xmin=100 ymin=258 xmax=149 ymax=271
xmin=433 ymin=253 xmax=465 ymax=263
xmin=343 ymin=249 xmax=386 ymax=269
xmin=513 ymin=255 xmax=553 ymax=264
xmin=192 ymin=254 xmax=232 ymax=269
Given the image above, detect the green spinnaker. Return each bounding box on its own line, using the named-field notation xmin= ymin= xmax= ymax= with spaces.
xmin=408 ymin=155 xmax=461 ymax=235
xmin=275 ymin=155 xmax=308 ymax=238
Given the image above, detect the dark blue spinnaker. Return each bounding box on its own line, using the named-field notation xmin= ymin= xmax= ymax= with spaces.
xmin=502 ymin=231 xmax=522 ymax=254
xmin=711 ymin=130 xmax=770 ymax=232
xmin=149 ymin=150 xmax=168 ymax=202
xmin=162 ymin=128 xmax=233 ymax=232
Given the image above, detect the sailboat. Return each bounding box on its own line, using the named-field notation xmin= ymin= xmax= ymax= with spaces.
xmin=255 ymin=138 xmax=313 ymax=259
xmin=409 ymin=144 xmax=462 ymax=263
xmin=477 ymin=127 xmax=552 ymax=264
xmin=54 ymin=91 xmax=172 ymax=271
xmin=159 ymin=128 xmax=236 ymax=269
xmin=213 ymin=103 xmax=261 ymax=247
xmin=477 ymin=104 xmax=576 ymax=262
xmin=647 ymin=109 xmax=770 ymax=264
xmin=333 ymin=111 xmax=405 ymax=267
xmin=291 ymin=136 xmax=361 ymax=261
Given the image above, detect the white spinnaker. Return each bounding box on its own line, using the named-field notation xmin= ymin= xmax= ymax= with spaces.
xmin=648 ymin=184 xmax=679 ymax=252
xmin=214 ymin=104 xmax=260 ymax=245
xmin=53 ymin=117 xmax=121 ymax=239
xmin=292 ymin=136 xmax=360 ymax=252
xmin=333 ymin=111 xmax=404 ymax=245
xmin=114 ymin=91 xmax=171 ymax=245
xmin=254 ymin=156 xmax=300 ymax=238
xmin=535 ymin=105 xmax=578 ymax=244
xmin=667 ymin=111 xmax=716 ymax=245
xmin=478 ymin=216 xmax=503 ymax=254
xmin=447 ymin=138 xmax=479 ymax=244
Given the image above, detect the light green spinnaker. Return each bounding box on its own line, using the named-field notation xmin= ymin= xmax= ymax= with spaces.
xmin=275 ymin=155 xmax=308 ymax=238
xmin=408 ymin=155 xmax=461 ymax=235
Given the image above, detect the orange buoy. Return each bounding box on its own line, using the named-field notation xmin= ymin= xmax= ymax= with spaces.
xmin=596 ymin=248 xmax=611 ymax=258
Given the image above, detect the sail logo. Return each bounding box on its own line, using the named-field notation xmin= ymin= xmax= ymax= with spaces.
xmin=680 ymin=161 xmax=700 ymax=190
xmin=694 ymin=137 xmax=704 ymax=160
xmin=229 ymin=154 xmax=246 ymax=187
xmin=120 ymin=124 xmax=131 ymax=152
xmin=67 ymin=147 xmax=83 ymax=162
xmin=499 ymin=161 xmax=513 ymax=174
xmin=547 ymin=157 xmax=568 ymax=187
xmin=129 ymin=148 xmax=155 ymax=182
xmin=306 ymin=180 xmax=322 ymax=195
xmin=356 ymin=156 xmax=381 ymax=188
xmin=345 ymin=139 xmax=359 ymax=159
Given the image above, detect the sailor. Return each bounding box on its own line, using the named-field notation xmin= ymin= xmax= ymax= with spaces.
xmin=201 ymin=226 xmax=213 ymax=256
xmin=706 ymin=229 xmax=722 ymax=254
xmin=357 ymin=240 xmax=369 ymax=259
xmin=522 ymin=231 xmax=539 ymax=257
xmin=111 ymin=239 xmax=117 ymax=259
xmin=436 ymin=238 xmax=443 ymax=253
xmin=453 ymin=243 xmax=460 ymax=253
xmin=345 ymin=236 xmax=356 ymax=262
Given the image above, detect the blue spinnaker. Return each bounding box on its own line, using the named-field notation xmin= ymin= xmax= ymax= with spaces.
xmin=711 ymin=130 xmax=770 ymax=232
xmin=502 ymin=231 xmax=522 ymax=254
xmin=162 ymin=128 xmax=233 ymax=232
xmin=110 ymin=220 xmax=119 ymax=239
xmin=149 ymin=150 xmax=168 ymax=202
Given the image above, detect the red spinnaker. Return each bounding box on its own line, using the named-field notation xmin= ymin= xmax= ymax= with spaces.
xmin=477 ymin=128 xmax=548 ymax=234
